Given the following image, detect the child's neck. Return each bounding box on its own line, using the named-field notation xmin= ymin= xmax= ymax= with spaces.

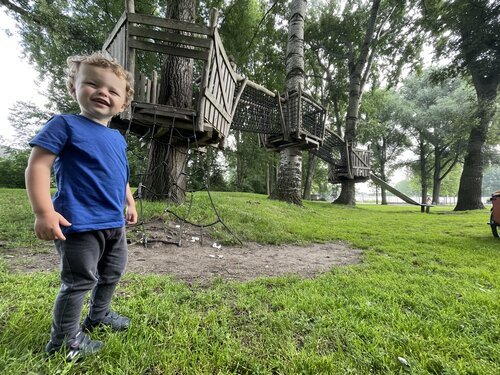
xmin=79 ymin=112 xmax=110 ymax=126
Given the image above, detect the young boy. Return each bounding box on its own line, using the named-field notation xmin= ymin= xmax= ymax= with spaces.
xmin=25 ymin=51 xmax=137 ymax=360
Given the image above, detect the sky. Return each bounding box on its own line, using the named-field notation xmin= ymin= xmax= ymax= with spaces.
xmin=0 ymin=10 xmax=48 ymax=143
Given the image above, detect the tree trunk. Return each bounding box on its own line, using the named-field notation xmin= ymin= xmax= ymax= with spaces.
xmin=235 ymin=131 xmax=244 ymax=190
xmin=266 ymin=162 xmax=271 ymax=195
xmin=334 ymin=180 xmax=356 ymax=205
xmin=432 ymin=147 xmax=442 ymax=205
xmin=142 ymin=0 xmax=195 ymax=203
xmin=418 ymin=133 xmax=429 ymax=204
xmin=270 ymin=147 xmax=303 ymax=205
xmin=303 ymin=153 xmax=317 ymax=200
xmin=380 ymin=171 xmax=387 ymax=205
xmin=380 ymin=137 xmax=387 ymax=205
xmin=271 ymin=0 xmax=306 ymax=205
xmin=455 ymin=73 xmax=498 ymax=211
xmin=334 ymin=0 xmax=381 ymax=206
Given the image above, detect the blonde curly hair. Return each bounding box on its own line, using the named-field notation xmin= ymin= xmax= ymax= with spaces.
xmin=66 ymin=51 xmax=134 ymax=106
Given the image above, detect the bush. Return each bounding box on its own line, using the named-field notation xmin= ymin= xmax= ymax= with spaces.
xmin=0 ymin=150 xmax=30 ymax=188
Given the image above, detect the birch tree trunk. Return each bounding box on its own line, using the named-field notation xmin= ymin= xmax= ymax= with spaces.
xmin=270 ymin=0 xmax=306 ymax=205
xmin=142 ymin=0 xmax=195 ymax=203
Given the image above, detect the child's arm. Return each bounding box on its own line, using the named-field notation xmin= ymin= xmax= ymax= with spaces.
xmin=125 ymin=183 xmax=137 ymax=224
xmin=25 ymin=146 xmax=71 ymax=241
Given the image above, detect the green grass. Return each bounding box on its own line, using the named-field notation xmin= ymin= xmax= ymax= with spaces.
xmin=0 ymin=189 xmax=498 ymax=374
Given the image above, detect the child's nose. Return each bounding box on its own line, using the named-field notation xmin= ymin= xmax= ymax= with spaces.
xmin=96 ymin=88 xmax=109 ymax=97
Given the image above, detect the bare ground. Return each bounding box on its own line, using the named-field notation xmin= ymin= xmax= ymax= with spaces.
xmin=1 ymin=220 xmax=363 ymax=284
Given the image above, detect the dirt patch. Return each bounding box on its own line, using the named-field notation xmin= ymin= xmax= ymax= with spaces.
xmin=1 ymin=220 xmax=362 ymax=284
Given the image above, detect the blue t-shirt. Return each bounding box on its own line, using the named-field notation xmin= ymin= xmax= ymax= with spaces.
xmin=30 ymin=114 xmax=129 ymax=233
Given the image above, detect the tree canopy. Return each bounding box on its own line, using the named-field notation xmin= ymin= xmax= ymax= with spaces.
xmin=1 ymin=0 xmax=498 ymax=206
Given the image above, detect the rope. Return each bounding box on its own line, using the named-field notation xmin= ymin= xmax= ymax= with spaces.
xmin=126 ymin=103 xmax=242 ymax=247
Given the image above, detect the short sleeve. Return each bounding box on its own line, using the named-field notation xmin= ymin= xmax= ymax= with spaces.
xmin=29 ymin=115 xmax=70 ymax=155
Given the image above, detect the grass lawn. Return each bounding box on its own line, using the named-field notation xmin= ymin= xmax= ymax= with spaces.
xmin=0 ymin=188 xmax=498 ymax=374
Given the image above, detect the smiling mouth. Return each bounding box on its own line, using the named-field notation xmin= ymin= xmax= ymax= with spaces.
xmin=92 ymin=98 xmax=110 ymax=107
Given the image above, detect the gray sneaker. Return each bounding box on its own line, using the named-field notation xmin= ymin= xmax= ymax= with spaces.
xmin=82 ymin=310 xmax=130 ymax=332
xmin=45 ymin=331 xmax=103 ymax=361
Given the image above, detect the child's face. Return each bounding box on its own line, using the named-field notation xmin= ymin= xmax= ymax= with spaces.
xmin=72 ymin=63 xmax=127 ymax=125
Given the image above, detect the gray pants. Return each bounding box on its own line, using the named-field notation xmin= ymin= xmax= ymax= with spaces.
xmin=51 ymin=227 xmax=128 ymax=345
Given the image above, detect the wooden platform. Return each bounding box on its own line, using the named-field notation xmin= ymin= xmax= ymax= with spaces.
xmin=110 ymin=102 xmax=221 ymax=146
xmin=263 ymin=132 xmax=321 ymax=151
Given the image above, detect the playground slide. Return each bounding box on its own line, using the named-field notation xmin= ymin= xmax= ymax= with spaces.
xmin=369 ymin=173 xmax=423 ymax=207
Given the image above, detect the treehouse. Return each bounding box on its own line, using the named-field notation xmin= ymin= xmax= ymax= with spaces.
xmin=102 ymin=7 xmax=369 ymax=182
xmin=103 ymin=9 xmax=236 ymax=146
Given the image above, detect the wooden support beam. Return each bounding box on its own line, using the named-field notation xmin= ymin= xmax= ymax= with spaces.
xmin=128 ymin=13 xmax=212 ymax=36
xmin=129 ymin=39 xmax=209 ymax=60
xmin=128 ymin=26 xmax=211 ymax=49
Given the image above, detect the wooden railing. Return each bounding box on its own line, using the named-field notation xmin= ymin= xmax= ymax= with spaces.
xmin=103 ymin=10 xmax=237 ymax=144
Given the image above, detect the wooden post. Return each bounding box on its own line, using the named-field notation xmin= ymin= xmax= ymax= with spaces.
xmin=151 ymin=70 xmax=158 ymax=104
xmin=146 ymin=78 xmax=152 ymax=103
xmin=126 ymin=0 xmax=136 ymax=89
xmin=123 ymin=0 xmax=136 ymax=119
xmin=196 ymin=8 xmax=218 ymax=132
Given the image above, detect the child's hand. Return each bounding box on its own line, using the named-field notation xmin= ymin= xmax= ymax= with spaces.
xmin=34 ymin=211 xmax=71 ymax=241
xmin=125 ymin=205 xmax=138 ymax=225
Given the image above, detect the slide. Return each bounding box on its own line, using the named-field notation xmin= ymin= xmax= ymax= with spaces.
xmin=369 ymin=173 xmax=424 ymax=207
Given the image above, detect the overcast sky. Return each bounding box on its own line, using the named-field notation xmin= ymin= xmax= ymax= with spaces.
xmin=0 ymin=10 xmax=47 ymax=142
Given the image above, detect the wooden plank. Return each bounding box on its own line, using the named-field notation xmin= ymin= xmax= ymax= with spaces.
xmin=146 ymin=79 xmax=152 ymax=103
xmin=226 ymin=70 xmax=236 ymax=108
xmin=215 ymin=111 xmax=221 ymax=133
xmin=221 ymin=63 xmax=231 ymax=114
xmin=213 ymin=69 xmax=222 ymax=110
xmin=151 ymin=71 xmax=158 ymax=104
xmin=227 ymin=78 xmax=235 ymax=112
xmin=214 ymin=31 xmax=236 ymax=81
xmin=196 ymin=34 xmax=214 ymax=132
xmin=213 ymin=41 xmax=231 ymax=116
xmin=120 ymin=27 xmax=127 ymax=66
xmin=214 ymin=34 xmax=236 ymax=115
xmin=128 ymin=26 xmax=211 ymax=49
xmin=234 ymin=74 xmax=277 ymax=99
xmin=131 ymin=101 xmax=196 ymax=116
xmin=137 ymin=74 xmax=147 ymax=102
xmin=128 ymin=13 xmax=212 ymax=36
xmin=207 ymin=57 xmax=217 ymax=93
xmin=231 ymin=78 xmax=247 ymax=118
xmin=103 ymin=11 xmax=128 ymax=51
xmin=211 ymin=104 xmax=217 ymax=127
xmin=129 ymin=39 xmax=209 ymax=60
xmin=204 ymin=102 xmax=211 ymax=125
xmin=208 ymin=101 xmax=215 ymax=125
xmin=204 ymin=92 xmax=232 ymax=123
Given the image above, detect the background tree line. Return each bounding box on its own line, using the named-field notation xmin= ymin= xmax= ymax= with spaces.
xmin=0 ymin=0 xmax=498 ymax=210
